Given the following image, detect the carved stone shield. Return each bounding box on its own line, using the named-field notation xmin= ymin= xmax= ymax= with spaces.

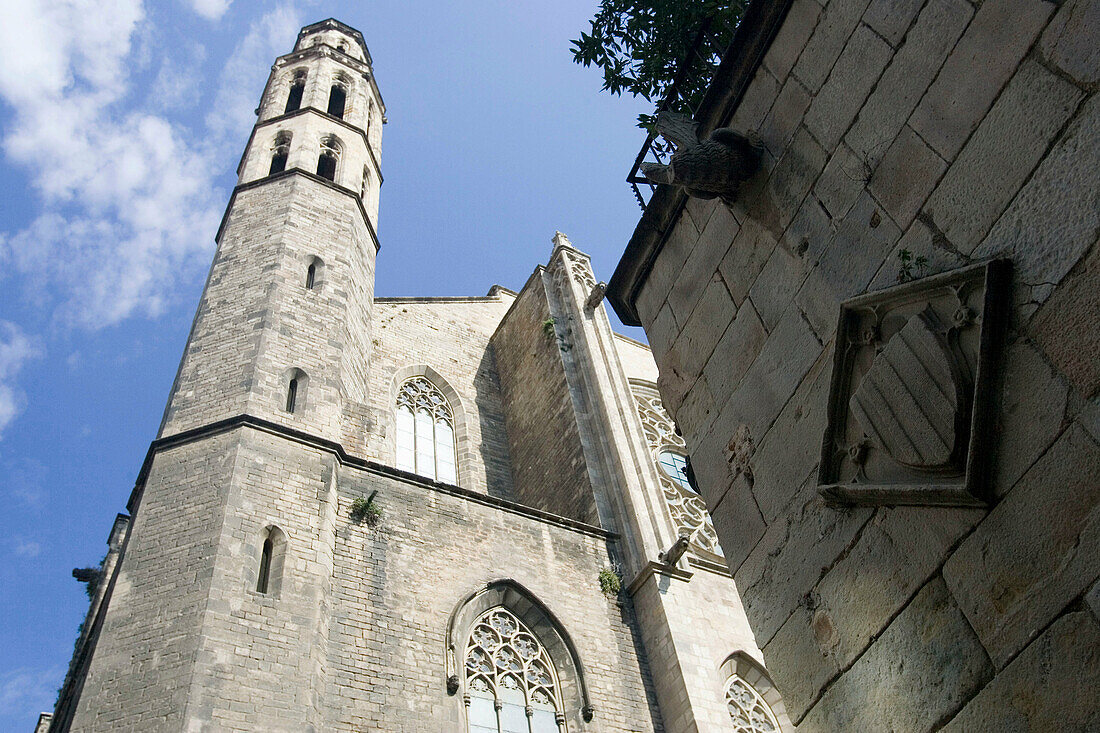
xmin=849 ymin=311 xmax=959 ymax=469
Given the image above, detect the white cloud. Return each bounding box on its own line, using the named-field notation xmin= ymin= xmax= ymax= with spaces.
xmin=190 ymin=0 xmax=232 ymax=21
xmin=0 ymin=666 xmax=64 ymax=722
xmin=14 ymin=539 xmax=42 ymax=558
xmin=0 ymin=323 xmax=41 ymax=438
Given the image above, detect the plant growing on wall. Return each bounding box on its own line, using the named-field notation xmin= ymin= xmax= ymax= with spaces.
xmin=598 ymin=565 xmax=623 ymax=598
xmin=896 ymin=249 xmax=929 ymax=283
xmin=350 ymin=491 xmax=383 ymax=526
xmin=571 ymin=0 xmax=746 ymax=129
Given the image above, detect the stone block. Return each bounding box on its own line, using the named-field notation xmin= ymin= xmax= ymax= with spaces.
xmin=782 ymin=191 xmax=836 ymax=266
xmin=940 ymin=612 xmax=1100 ymax=733
xmin=909 ymin=0 xmax=1054 ymax=160
xmin=677 ymin=373 xmax=717 ymax=450
xmin=646 ymin=303 xmax=679 ymax=365
xmin=702 ymin=298 xmax=768 ymax=404
xmin=869 ymin=124 xmax=947 ymax=230
xmin=943 ymin=423 xmax=1100 ymax=667
xmin=811 ymin=505 xmax=984 ymax=668
xmin=798 ymin=577 xmax=993 ymax=732
xmin=761 ymin=127 xmax=828 ymax=231
xmin=730 ymin=65 xmax=781 ymax=133
xmin=735 ymin=486 xmax=872 ymax=646
xmin=973 ymin=94 xmax=1100 ymax=297
xmin=1030 ymin=237 xmax=1100 ymax=400
xmin=846 ymin=0 xmax=973 ymax=166
xmin=712 ymin=306 xmax=822 ymax=443
xmin=759 ymin=75 xmax=813 ymax=159
xmin=1039 ymin=0 xmax=1100 ymax=86
xmin=862 ymin=0 xmax=925 ymax=46
xmin=747 ymin=241 xmax=805 ymax=332
xmin=1088 ymin=577 xmax=1100 ymax=624
xmin=761 ymin=604 xmax=835 ymax=722
xmin=989 ymin=339 xmax=1069 ymax=498
xmin=708 ymin=471 xmax=768 ymax=570
xmin=762 ymin=0 xmax=823 ymax=84
xmin=814 ymin=144 xmax=868 ymax=222
xmin=668 ymin=204 xmax=739 ymax=325
xmin=684 ymin=196 xmax=717 ymax=234
xmin=635 ymin=212 xmax=699 ymax=329
xmin=718 ymin=215 xmax=778 ymax=306
xmin=671 ymin=274 xmax=736 ymax=380
xmin=867 ymin=217 xmax=968 ymax=291
xmin=925 ymin=60 xmax=1083 ymax=254
xmin=792 ymin=0 xmax=874 ymax=92
xmin=803 ymin=24 xmax=893 ymax=152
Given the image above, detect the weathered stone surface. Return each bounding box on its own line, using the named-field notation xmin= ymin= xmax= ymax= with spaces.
xmin=973 ymin=94 xmax=1100 ymax=293
xmin=1087 ymin=577 xmax=1100 ymax=624
xmin=867 ymin=217 xmax=968 ymax=291
xmin=708 ymin=471 xmax=767 ymax=571
xmin=718 ymin=214 xmax=778 ymax=306
xmin=735 ymin=486 xmax=872 ymax=646
xmin=702 ymin=298 xmax=768 ymax=405
xmin=909 ymin=0 xmax=1054 ymax=160
xmin=748 ymin=241 xmax=805 ymax=331
xmin=1039 ymin=0 xmax=1100 ymax=86
xmin=646 ymin=303 xmax=680 ymax=366
xmin=846 ymin=0 xmax=973 ymax=166
xmin=798 ymin=577 xmax=993 ymax=732
xmin=684 ymin=196 xmax=717 ymax=234
xmin=1030 ymin=238 xmax=1100 ymax=399
xmin=671 ymin=274 xmax=736 ymax=381
xmin=862 ymin=0 xmax=926 ymax=46
xmin=940 ymin=611 xmax=1100 ymax=733
xmin=869 ymin=124 xmax=947 ymax=230
xmin=814 ymin=144 xmax=867 ymax=221
xmin=803 ymin=24 xmax=893 ymax=151
xmin=925 ymin=60 xmax=1083 ymax=254
xmin=944 ymin=423 xmax=1100 ymax=666
xmin=668 ymin=215 xmax=736 ymax=325
xmin=636 ymin=213 xmax=699 ymax=329
xmin=759 ymin=76 xmax=813 ymax=159
xmin=760 ymin=127 xmax=828 ymax=230
xmin=762 ymin=0 xmax=823 ymax=84
xmin=730 ymin=65 xmax=781 ymax=133
xmin=989 ymin=339 xmax=1069 ymax=498
xmin=791 ymin=0 xmax=874 ymax=93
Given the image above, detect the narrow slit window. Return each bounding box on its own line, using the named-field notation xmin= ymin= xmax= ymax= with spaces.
xmin=360 ymin=165 xmax=370 ymax=199
xmin=305 ymin=263 xmax=316 ymax=289
xmin=286 ymin=376 xmax=298 ymax=413
xmin=256 ymin=536 xmax=273 ymax=593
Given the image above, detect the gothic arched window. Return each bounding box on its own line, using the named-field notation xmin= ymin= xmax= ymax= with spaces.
xmin=317 ymin=135 xmax=341 ymax=182
xmin=465 ymin=607 xmax=564 ymax=733
xmin=395 ymin=377 xmax=456 ymax=483
xmin=285 ymin=69 xmax=306 ymax=113
xmin=327 ymin=74 xmax=349 ymax=119
xmin=269 ymin=131 xmax=291 ymax=175
xmin=254 ymin=525 xmax=286 ymax=596
xmin=725 ymin=674 xmax=781 ymax=733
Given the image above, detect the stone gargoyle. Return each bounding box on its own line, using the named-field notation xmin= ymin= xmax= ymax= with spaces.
xmin=640 ymin=112 xmax=761 ymax=204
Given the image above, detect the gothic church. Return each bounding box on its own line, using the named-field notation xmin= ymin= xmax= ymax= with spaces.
xmin=42 ymin=20 xmax=786 ymax=733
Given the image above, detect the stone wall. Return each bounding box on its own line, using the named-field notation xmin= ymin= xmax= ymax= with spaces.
xmin=611 ymin=0 xmax=1100 ymax=728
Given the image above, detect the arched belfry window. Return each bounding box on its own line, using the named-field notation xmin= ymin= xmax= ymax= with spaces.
xmin=395 ymin=377 xmax=456 ymax=483
xmin=254 ymin=525 xmax=286 ymax=597
xmin=465 ymin=607 xmax=565 ymax=733
xmin=317 ymin=135 xmax=341 ymax=182
xmin=327 ymin=73 xmax=349 ymax=119
xmin=269 ymin=131 xmax=291 ymax=175
xmin=285 ymin=69 xmax=306 ymax=113
xmin=284 ymin=368 xmax=308 ymax=414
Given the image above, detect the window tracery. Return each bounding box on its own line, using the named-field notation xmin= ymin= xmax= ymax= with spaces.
xmin=395 ymin=376 xmax=457 ymax=483
xmin=725 ymin=674 xmax=780 ymax=733
xmin=465 ymin=607 xmax=564 ymax=733
xmin=631 ymin=383 xmax=722 ymax=557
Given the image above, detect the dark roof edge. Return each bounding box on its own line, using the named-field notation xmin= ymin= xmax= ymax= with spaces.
xmin=297 ymin=18 xmax=373 ymax=65
xmin=606 ymin=0 xmax=796 ymax=326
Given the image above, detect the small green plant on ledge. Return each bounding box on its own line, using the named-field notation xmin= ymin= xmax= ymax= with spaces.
xmin=350 ymin=491 xmax=383 ymax=526
xmin=896 ymin=248 xmax=929 ymax=283
xmin=598 ymin=565 xmax=622 ymax=598
xmin=542 ymin=317 xmax=557 ymax=340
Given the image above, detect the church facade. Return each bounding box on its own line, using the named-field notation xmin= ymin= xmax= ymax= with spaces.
xmin=43 ymin=20 xmax=787 ymax=733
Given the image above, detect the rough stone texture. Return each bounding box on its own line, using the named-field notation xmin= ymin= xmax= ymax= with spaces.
xmin=1029 ymin=239 xmax=1100 ymax=399
xmin=940 ymin=611 xmax=1100 ymax=732
xmin=798 ymin=578 xmax=993 ymax=731
xmin=868 ymin=124 xmax=946 ymax=231
xmin=909 ymin=0 xmax=1054 ymax=160
xmin=761 ymin=0 xmax=822 ymax=85
xmin=1038 ymin=0 xmax=1100 ymax=86
xmin=861 ymin=0 xmax=925 ymax=46
xmin=791 ymin=0 xmax=874 ymax=93
xmin=814 ymin=144 xmax=867 ymax=221
xmin=924 ymin=59 xmax=1083 ymax=254
xmin=944 ymin=423 xmax=1100 ymax=667
xmin=759 ymin=76 xmax=813 ymax=159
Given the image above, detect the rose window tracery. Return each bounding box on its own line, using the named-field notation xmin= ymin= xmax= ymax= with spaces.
xmin=631 ymin=383 xmax=723 ymax=557
xmin=725 ymin=675 xmax=780 ymax=732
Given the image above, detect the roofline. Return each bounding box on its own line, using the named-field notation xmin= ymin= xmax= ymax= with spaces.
xmin=605 ymin=0 xmax=796 ymax=326
xmin=297 ymin=18 xmax=373 ymax=65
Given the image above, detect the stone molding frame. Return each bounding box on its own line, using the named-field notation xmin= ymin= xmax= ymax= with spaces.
xmin=389 ymin=364 xmax=469 ymax=487
xmin=718 ymin=652 xmax=793 ymax=732
xmin=444 ymin=579 xmax=594 ymax=726
xmin=818 ymin=259 xmax=1011 ymax=506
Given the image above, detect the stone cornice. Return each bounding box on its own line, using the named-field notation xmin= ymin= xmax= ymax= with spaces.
xmin=129 ymin=414 xmax=616 ymax=541
xmin=606 ymin=0 xmax=796 ymax=326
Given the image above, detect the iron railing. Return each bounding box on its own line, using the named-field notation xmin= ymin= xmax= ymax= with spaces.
xmin=627 ymin=15 xmax=739 ymax=209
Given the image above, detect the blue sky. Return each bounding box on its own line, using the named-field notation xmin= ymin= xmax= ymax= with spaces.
xmin=0 ymin=1 xmax=652 ymax=728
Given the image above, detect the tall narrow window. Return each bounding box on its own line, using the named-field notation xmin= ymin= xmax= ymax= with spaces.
xmin=360 ymin=165 xmax=370 ymax=199
xmin=305 ymin=262 xmax=316 ymax=289
xmin=256 ymin=535 xmax=273 ymax=593
xmin=395 ymin=376 xmax=456 ymax=483
xmin=269 ymin=131 xmax=291 ymax=175
xmin=317 ymin=135 xmax=341 ymax=182
xmin=465 ymin=608 xmax=565 ymax=733
xmin=286 ymin=376 xmax=298 ymax=413
xmin=327 ymin=80 xmax=347 ymax=119
xmin=285 ymin=70 xmax=306 ymax=113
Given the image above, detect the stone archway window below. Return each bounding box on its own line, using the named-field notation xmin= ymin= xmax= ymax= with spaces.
xmin=726 ymin=674 xmax=780 ymax=732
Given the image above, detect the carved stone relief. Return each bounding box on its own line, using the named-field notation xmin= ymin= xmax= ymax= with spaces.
xmin=818 ymin=260 xmax=1010 ymax=505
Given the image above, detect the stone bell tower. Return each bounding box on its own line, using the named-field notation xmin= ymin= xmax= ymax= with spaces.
xmin=51 ymin=20 xmax=386 ymax=732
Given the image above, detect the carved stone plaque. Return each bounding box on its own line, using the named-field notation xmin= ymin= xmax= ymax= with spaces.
xmin=818 ymin=260 xmax=1010 ymax=506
